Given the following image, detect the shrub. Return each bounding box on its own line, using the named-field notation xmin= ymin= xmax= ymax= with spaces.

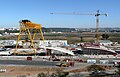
xmin=37 ymin=73 xmax=47 ymax=77
xmin=87 ymin=64 xmax=105 ymax=71
xmin=17 ymin=75 xmax=26 ymax=77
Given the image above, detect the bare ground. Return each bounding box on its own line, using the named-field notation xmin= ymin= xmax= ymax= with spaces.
xmin=0 ymin=65 xmax=63 ymax=77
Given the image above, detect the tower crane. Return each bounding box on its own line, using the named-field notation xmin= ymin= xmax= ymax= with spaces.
xmin=50 ymin=10 xmax=108 ymax=43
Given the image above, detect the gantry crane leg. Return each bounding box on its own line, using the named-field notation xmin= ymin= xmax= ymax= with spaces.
xmin=14 ymin=20 xmax=44 ymax=56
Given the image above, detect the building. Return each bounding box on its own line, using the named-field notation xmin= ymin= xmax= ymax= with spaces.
xmin=39 ymin=40 xmax=67 ymax=47
xmin=81 ymin=42 xmax=117 ymax=55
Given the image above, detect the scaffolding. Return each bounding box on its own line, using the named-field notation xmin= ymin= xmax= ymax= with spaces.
xmin=14 ymin=20 xmax=44 ymax=55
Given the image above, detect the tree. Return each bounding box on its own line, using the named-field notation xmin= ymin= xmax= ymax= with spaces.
xmin=101 ymin=34 xmax=109 ymax=40
xmin=80 ymin=36 xmax=83 ymax=42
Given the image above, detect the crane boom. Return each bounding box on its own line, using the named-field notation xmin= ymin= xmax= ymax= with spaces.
xmin=50 ymin=12 xmax=95 ymax=15
xmin=51 ymin=10 xmax=108 ymax=43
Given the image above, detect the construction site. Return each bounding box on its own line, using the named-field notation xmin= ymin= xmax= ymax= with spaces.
xmin=0 ymin=0 xmax=120 ymax=76
xmin=0 ymin=18 xmax=119 ymax=77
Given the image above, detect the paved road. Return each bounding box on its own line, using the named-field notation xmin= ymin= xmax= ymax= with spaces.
xmin=0 ymin=60 xmax=59 ymax=66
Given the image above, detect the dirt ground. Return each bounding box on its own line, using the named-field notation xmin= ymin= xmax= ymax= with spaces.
xmin=0 ymin=64 xmax=113 ymax=77
xmin=0 ymin=65 xmax=63 ymax=77
xmin=0 ymin=65 xmax=89 ymax=77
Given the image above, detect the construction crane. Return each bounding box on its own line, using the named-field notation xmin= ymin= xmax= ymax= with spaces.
xmin=50 ymin=10 xmax=108 ymax=43
xmin=14 ymin=20 xmax=44 ymax=56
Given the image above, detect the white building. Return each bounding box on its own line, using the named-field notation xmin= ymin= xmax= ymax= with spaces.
xmin=39 ymin=40 xmax=67 ymax=47
xmin=99 ymin=40 xmax=113 ymax=46
xmin=0 ymin=40 xmax=16 ymax=46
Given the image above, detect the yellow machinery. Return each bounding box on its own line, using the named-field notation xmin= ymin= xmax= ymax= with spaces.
xmin=14 ymin=20 xmax=44 ymax=55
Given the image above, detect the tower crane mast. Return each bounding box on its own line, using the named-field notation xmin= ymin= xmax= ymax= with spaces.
xmin=51 ymin=10 xmax=108 ymax=43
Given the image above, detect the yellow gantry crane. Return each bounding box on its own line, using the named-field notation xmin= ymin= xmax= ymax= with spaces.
xmin=51 ymin=10 xmax=108 ymax=43
xmin=14 ymin=20 xmax=44 ymax=55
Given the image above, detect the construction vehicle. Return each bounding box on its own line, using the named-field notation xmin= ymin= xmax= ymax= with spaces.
xmin=58 ymin=62 xmax=70 ymax=67
xmin=57 ymin=62 xmax=74 ymax=67
xmin=56 ymin=59 xmax=74 ymax=67
xmin=14 ymin=20 xmax=44 ymax=56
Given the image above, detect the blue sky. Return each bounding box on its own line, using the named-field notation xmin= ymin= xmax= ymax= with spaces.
xmin=0 ymin=0 xmax=120 ymax=28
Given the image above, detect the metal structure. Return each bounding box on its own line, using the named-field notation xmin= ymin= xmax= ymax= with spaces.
xmin=95 ymin=10 xmax=108 ymax=43
xmin=51 ymin=10 xmax=108 ymax=43
xmin=14 ymin=20 xmax=44 ymax=55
